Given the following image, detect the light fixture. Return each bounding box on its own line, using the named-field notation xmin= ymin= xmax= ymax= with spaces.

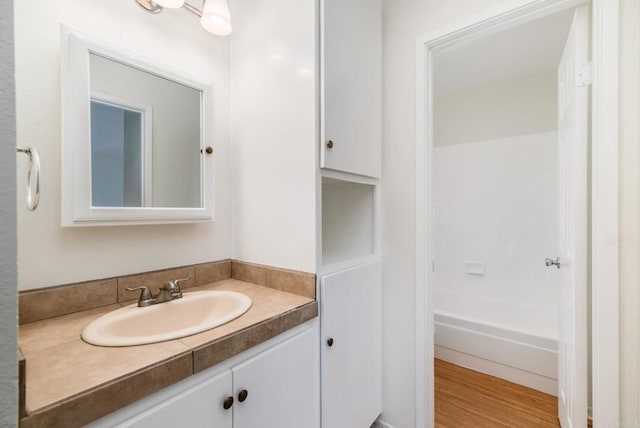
xmin=200 ymin=0 xmax=232 ymax=36
xmin=154 ymin=0 xmax=185 ymax=8
xmin=136 ymin=0 xmax=233 ymax=36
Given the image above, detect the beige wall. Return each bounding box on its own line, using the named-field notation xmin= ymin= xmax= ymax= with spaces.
xmin=619 ymin=0 xmax=640 ymax=424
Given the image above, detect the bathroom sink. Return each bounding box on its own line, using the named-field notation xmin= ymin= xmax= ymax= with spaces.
xmin=82 ymin=290 xmax=252 ymax=347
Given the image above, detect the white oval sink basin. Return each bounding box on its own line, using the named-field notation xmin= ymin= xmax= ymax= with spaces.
xmin=82 ymin=290 xmax=252 ymax=347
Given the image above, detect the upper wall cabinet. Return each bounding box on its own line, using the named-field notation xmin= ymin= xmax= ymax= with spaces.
xmin=321 ymin=0 xmax=382 ymax=179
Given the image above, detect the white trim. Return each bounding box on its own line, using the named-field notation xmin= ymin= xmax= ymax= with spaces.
xmin=320 ymin=168 xmax=379 ymax=187
xmin=414 ymin=32 xmax=431 ymax=428
xmin=590 ymin=0 xmax=620 ymax=426
xmin=415 ymin=0 xmax=587 ymax=48
xmin=434 ymin=313 xmax=558 ymax=396
xmin=435 ymin=347 xmax=558 ymax=395
xmin=413 ymin=1 xmax=611 ymax=426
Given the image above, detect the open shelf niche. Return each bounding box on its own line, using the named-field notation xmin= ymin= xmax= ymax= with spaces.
xmin=321 ymin=177 xmax=376 ymax=267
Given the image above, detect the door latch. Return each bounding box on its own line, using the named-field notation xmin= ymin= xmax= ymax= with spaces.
xmin=545 ymin=257 xmax=561 ymax=269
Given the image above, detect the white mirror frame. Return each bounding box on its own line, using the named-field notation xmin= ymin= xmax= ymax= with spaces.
xmin=61 ymin=27 xmax=215 ymax=227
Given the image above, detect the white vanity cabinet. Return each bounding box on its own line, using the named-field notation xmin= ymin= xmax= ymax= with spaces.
xmin=320 ymin=261 xmax=382 ymax=427
xmin=232 ymin=327 xmax=318 ymax=428
xmin=321 ymin=0 xmax=382 ymax=178
xmin=115 ymin=371 xmax=233 ymax=428
xmin=90 ymin=324 xmax=318 ymax=428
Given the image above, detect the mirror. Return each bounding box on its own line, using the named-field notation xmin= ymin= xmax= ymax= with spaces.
xmin=61 ymin=29 xmax=214 ymax=226
xmin=90 ymin=53 xmax=202 ymax=209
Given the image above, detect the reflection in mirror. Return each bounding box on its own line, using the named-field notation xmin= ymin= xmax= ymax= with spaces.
xmin=91 ymin=99 xmax=146 ymax=207
xmin=89 ymin=53 xmax=202 ymax=208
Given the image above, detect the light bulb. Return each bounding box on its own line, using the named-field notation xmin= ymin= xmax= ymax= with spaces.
xmin=200 ymin=0 xmax=232 ymax=36
xmin=154 ymin=0 xmax=185 ymax=8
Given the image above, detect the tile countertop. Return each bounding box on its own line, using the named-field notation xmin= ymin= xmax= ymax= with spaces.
xmin=19 ymin=279 xmax=317 ymax=428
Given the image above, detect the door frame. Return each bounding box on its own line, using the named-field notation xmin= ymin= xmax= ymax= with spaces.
xmin=414 ymin=0 xmax=620 ymax=426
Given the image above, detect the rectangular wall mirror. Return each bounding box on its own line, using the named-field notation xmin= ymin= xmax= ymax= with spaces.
xmin=61 ymin=28 xmax=214 ymax=226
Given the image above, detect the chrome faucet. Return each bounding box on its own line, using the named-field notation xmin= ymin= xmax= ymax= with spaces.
xmin=126 ymin=276 xmax=190 ymax=307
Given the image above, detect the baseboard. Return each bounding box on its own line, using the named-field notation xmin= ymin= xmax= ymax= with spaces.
xmin=434 ymin=314 xmax=558 ymax=396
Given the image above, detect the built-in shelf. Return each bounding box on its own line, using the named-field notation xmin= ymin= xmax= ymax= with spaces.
xmin=322 ymin=177 xmax=375 ymax=267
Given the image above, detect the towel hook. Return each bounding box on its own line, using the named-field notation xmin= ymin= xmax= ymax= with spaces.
xmin=16 ymin=147 xmax=40 ymax=211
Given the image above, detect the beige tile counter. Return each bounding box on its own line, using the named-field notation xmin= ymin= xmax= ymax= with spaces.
xmin=19 ymin=279 xmax=317 ymax=428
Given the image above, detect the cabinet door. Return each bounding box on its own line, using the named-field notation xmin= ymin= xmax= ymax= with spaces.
xmin=321 ymin=261 xmax=382 ymax=428
xmin=115 ymin=371 xmax=233 ymax=428
xmin=321 ymin=0 xmax=382 ymax=178
xmin=232 ymin=328 xmax=319 ymax=428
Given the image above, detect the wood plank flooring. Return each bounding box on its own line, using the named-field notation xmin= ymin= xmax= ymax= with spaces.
xmin=435 ymin=359 xmax=560 ymax=428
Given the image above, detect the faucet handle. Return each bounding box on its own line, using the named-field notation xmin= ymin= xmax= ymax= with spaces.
xmin=173 ymin=276 xmax=191 ymax=286
xmin=161 ymin=276 xmax=190 ymax=299
xmin=166 ymin=276 xmax=191 ymax=290
xmin=126 ymin=286 xmax=154 ymax=306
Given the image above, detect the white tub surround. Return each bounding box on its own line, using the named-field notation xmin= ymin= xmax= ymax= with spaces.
xmin=433 ymin=132 xmax=560 ymax=340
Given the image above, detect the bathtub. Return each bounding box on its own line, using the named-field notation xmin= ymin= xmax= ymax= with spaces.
xmin=433 ymin=292 xmax=558 ymax=395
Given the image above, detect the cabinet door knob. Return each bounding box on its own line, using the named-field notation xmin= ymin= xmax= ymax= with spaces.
xmin=223 ymin=396 xmax=234 ymax=410
xmin=238 ymin=389 xmax=248 ymax=402
xmin=327 ymin=338 xmax=334 ymax=347
xmin=201 ymin=146 xmax=214 ymax=155
xmin=326 ymin=140 xmax=334 ymax=149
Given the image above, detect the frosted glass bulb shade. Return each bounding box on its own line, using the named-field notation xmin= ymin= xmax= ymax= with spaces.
xmin=200 ymin=0 xmax=232 ymax=36
xmin=154 ymin=0 xmax=185 ymax=8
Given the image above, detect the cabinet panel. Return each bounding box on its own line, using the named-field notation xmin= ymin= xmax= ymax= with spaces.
xmin=116 ymin=370 xmax=233 ymax=428
xmin=232 ymin=328 xmax=319 ymax=428
xmin=321 ymin=261 xmax=382 ymax=427
xmin=321 ymin=0 xmax=382 ymax=178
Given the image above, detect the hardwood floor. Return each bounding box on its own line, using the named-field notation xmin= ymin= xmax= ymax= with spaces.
xmin=435 ymin=359 xmax=560 ymax=428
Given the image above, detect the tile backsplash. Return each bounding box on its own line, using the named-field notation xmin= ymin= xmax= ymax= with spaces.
xmin=19 ymin=260 xmax=315 ymax=324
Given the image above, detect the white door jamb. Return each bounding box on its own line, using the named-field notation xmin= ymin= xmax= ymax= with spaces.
xmin=590 ymin=0 xmax=620 ymax=426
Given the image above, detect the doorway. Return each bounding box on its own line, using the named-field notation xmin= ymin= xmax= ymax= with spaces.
xmin=415 ymin=1 xmax=592 ymax=426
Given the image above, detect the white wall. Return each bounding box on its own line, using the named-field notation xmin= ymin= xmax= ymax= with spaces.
xmin=230 ymin=0 xmax=317 ymax=273
xmin=619 ymin=0 xmax=640 ymax=424
xmin=433 ymin=132 xmax=559 ymax=339
xmin=381 ymin=0 xmax=530 ymax=426
xmin=15 ymin=0 xmax=232 ymax=289
xmin=434 ymin=69 xmax=557 ymax=146
xmin=0 ymin=1 xmax=18 ymax=425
